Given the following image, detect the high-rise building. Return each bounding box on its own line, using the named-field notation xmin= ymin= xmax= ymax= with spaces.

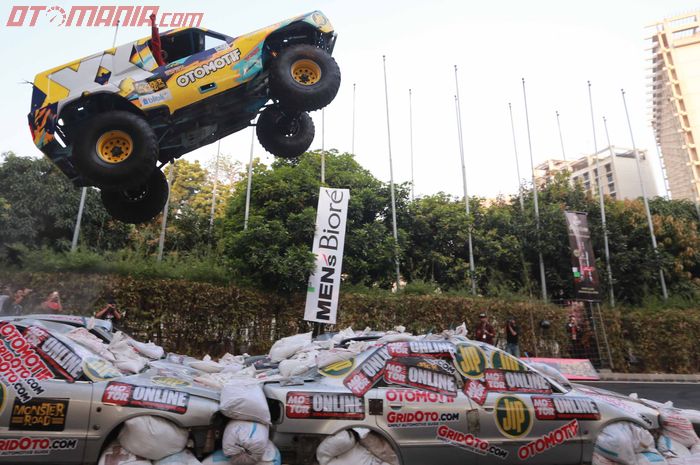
xmin=649 ymin=11 xmax=700 ymax=201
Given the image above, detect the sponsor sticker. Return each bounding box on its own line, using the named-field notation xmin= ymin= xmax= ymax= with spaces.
xmin=0 ymin=437 xmax=78 ymax=456
xmin=151 ymin=376 xmax=191 ymax=388
xmin=484 ymin=369 xmax=552 ymax=394
xmin=23 ymin=326 xmax=83 ymax=382
xmin=9 ymin=398 xmax=68 ymax=431
xmin=387 ymin=410 xmax=459 ymax=428
xmin=437 ymin=424 xmax=509 ymax=459
xmin=0 ymin=322 xmax=53 ymax=403
xmin=286 ymin=392 xmax=364 ymax=420
xmin=387 ymin=341 xmax=455 ymax=358
xmin=318 ymin=358 xmax=355 ymax=378
xmin=384 ymin=358 xmax=458 ymax=397
xmin=176 ymin=49 xmax=241 ymax=87
xmin=138 ymin=88 xmax=172 ymax=107
xmin=82 ymin=357 xmax=121 ymax=382
xmin=453 ymin=343 xmax=486 ymax=379
xmin=491 ymin=351 xmax=526 ymax=371
xmin=532 ymin=396 xmax=600 ymax=420
xmin=385 ymin=388 xmax=455 ymax=404
xmin=463 ymin=379 xmax=488 ymax=406
xmin=517 ymin=420 xmax=579 ymax=460
xmin=102 ymin=381 xmax=189 ymax=414
xmin=343 ymin=346 xmax=391 ymax=397
xmin=495 ymin=396 xmax=533 ymax=438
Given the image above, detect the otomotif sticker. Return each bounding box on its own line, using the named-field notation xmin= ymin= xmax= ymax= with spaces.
xmin=517 ymin=420 xmax=579 ymax=460
xmin=343 ymin=345 xmax=391 ymax=397
xmin=102 ymin=382 xmax=189 ymax=414
xmin=0 ymin=322 xmax=53 ymax=403
xmin=23 ymin=326 xmax=83 ymax=382
xmin=285 ymin=392 xmax=364 ymax=420
xmin=436 ymin=424 xmax=508 ymax=459
xmin=385 ymin=388 xmax=455 ymax=404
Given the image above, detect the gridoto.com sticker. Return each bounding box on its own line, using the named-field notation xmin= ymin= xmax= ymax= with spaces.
xmin=453 ymin=343 xmax=486 ymax=379
xmin=495 ymin=395 xmax=533 ymax=438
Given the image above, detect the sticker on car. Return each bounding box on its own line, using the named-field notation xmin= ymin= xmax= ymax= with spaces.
xmin=494 ymin=395 xmax=533 ymax=438
xmin=436 ymin=424 xmax=509 ymax=459
xmin=9 ymin=398 xmax=69 ymax=431
xmin=343 ymin=345 xmax=391 ymax=397
xmin=384 ymin=358 xmax=458 ymax=397
xmin=285 ymin=392 xmax=364 ymax=420
xmin=318 ymin=358 xmax=355 ymax=377
xmin=102 ymin=381 xmax=189 ymax=414
xmin=453 ymin=343 xmax=486 ymax=379
xmin=531 ymin=396 xmax=600 ymax=420
xmin=517 ymin=420 xmax=579 ymax=460
xmin=0 ymin=437 xmax=78 ymax=456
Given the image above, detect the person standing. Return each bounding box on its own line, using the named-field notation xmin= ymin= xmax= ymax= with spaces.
xmin=95 ymin=298 xmax=122 ymax=322
xmin=1 ymin=288 xmax=30 ymax=316
xmin=566 ymin=314 xmax=582 ymax=358
xmin=40 ymin=291 xmax=63 ymax=313
xmin=475 ymin=313 xmax=496 ymax=345
xmin=505 ymin=317 xmax=520 ymax=357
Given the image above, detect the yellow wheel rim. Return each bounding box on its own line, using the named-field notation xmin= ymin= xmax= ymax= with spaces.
xmin=291 ymin=59 xmax=322 ymax=85
xmin=96 ymin=130 xmax=133 ymax=163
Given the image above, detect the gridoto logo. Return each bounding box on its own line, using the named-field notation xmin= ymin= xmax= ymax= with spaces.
xmin=6 ymin=5 xmax=203 ymax=28
xmin=495 ymin=396 xmax=533 ymax=438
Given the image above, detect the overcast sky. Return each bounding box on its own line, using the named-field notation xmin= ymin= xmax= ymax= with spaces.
xmin=2 ymin=0 xmax=698 ymax=200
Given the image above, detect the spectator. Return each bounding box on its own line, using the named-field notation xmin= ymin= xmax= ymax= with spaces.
xmin=1 ymin=288 xmax=31 ymax=316
xmin=40 ymin=291 xmax=63 ymax=313
xmin=475 ymin=312 xmax=495 ymax=345
xmin=95 ymin=298 xmax=122 ymax=322
xmin=565 ymin=314 xmax=583 ymax=358
xmin=505 ymin=317 xmax=519 ymax=357
xmin=0 ymin=285 xmax=11 ymax=312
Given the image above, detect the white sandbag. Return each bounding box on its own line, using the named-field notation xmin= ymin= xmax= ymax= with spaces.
xmin=67 ymin=327 xmax=116 ymax=361
xmin=118 ymin=416 xmax=188 ymax=461
xmin=98 ymin=440 xmax=152 ymax=465
xmin=269 ymin=332 xmax=312 ymax=362
xmin=219 ymin=379 xmax=270 ymax=424
xmin=201 ymin=450 xmax=229 ymax=465
xmin=317 ymin=349 xmax=355 ymax=369
xmin=279 ymin=351 xmax=317 ymax=378
xmin=636 ymin=450 xmax=669 ymax=464
xmin=327 ymin=444 xmax=387 ymax=465
xmin=681 ymin=409 xmax=700 ymax=425
xmin=189 ymin=355 xmax=223 ymax=373
xmin=130 ymin=339 xmax=165 ymax=359
xmin=359 ymin=432 xmax=399 ymax=465
xmin=220 ymin=353 xmax=247 ymax=366
xmin=258 ymin=441 xmax=281 ymax=465
xmin=221 ymin=363 xmax=245 ymax=374
xmin=691 ymin=444 xmax=700 ymax=455
xmin=110 ymin=332 xmax=148 ymax=374
xmin=592 ymin=451 xmax=620 ymax=465
xmin=658 ymin=435 xmax=692 ymax=459
xmin=222 ymin=420 xmax=269 ymax=462
xmin=669 ymin=457 xmax=700 ymax=465
xmin=317 ymin=430 xmax=357 ymax=465
xmin=154 ymin=449 xmax=201 ymax=465
xmin=331 ymin=327 xmax=356 ymax=345
xmin=660 ymin=408 xmax=700 ymax=448
xmin=594 ymin=422 xmax=655 ymax=465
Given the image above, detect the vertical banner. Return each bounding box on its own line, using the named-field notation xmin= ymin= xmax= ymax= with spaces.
xmin=304 ymin=188 xmax=350 ymax=324
xmin=564 ymin=211 xmax=601 ymax=301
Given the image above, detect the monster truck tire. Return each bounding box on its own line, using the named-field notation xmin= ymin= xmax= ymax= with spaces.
xmin=72 ymin=111 xmax=158 ymax=190
xmin=100 ymin=169 xmax=169 ymax=224
xmin=270 ymin=44 xmax=341 ymax=112
xmin=256 ymin=106 xmax=315 ymax=159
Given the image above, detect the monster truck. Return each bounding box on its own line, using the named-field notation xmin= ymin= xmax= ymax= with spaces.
xmin=28 ymin=11 xmax=340 ymax=223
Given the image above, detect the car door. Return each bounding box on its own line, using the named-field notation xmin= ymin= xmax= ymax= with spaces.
xmin=0 ymin=322 xmax=92 ymax=464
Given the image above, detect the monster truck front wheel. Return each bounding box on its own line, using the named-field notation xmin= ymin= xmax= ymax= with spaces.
xmin=72 ymin=111 xmax=158 ymax=190
xmin=256 ymin=106 xmax=315 ymax=159
xmin=100 ymin=169 xmax=169 ymax=224
xmin=270 ymin=44 xmax=341 ymax=112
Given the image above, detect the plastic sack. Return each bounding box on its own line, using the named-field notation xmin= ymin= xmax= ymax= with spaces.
xmin=154 ymin=449 xmax=202 ymax=465
xmin=269 ymin=332 xmax=312 ymax=362
xmin=594 ymin=422 xmax=655 ymax=465
xmin=118 ymin=416 xmax=188 ymax=461
xmin=691 ymin=444 xmax=700 ymax=455
xmin=67 ymin=327 xmax=116 ymax=361
xmin=220 ymin=353 xmax=247 ymax=366
xmin=592 ymin=451 xmax=620 ymax=465
xmin=660 ymin=408 xmax=700 ymax=448
xmin=189 ymin=355 xmax=223 ymax=373
xmin=359 ymin=432 xmax=399 ymax=465
xmin=658 ymin=435 xmax=692 ymax=459
xmin=109 ymin=332 xmax=148 ymax=374
xmin=668 ymin=457 xmax=700 ymax=465
xmin=636 ymin=450 xmax=669 ymax=464
xmin=201 ymin=450 xmax=229 ymax=465
xmin=317 ymin=430 xmax=357 ymax=465
xmin=98 ymin=440 xmax=152 ymax=465
xmin=222 ymin=420 xmax=269 ymax=462
xmin=279 ymin=352 xmax=317 ymax=378
xmin=327 ymin=444 xmax=388 ymax=465
xmin=258 ymin=442 xmax=281 ymax=465
xmin=219 ymin=379 xmax=270 ymax=424
xmin=130 ymin=339 xmax=165 ymax=360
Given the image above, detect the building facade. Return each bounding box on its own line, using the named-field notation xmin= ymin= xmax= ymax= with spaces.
xmin=649 ymin=11 xmax=700 ymax=201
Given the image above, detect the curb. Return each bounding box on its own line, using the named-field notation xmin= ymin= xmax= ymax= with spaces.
xmin=590 ymin=372 xmax=700 ymax=383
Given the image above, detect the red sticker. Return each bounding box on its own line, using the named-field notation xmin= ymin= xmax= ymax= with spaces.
xmin=102 ymin=382 xmax=189 ymax=414
xmin=286 ymin=392 xmax=364 ymax=420
xmin=464 ymin=379 xmax=488 ymax=406
xmin=532 ymin=396 xmax=600 ymax=420
xmin=384 ymin=358 xmax=457 ymax=397
xmin=343 ymin=346 xmax=391 ymax=397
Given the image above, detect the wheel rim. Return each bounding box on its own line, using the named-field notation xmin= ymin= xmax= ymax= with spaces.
xmin=96 ymin=130 xmax=134 ymax=163
xmin=275 ymin=114 xmax=300 ymax=137
xmin=290 ymin=59 xmax=322 ymax=85
xmin=120 ymin=185 xmax=149 ymax=203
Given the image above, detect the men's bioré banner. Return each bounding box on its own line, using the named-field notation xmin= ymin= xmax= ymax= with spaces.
xmin=564 ymin=211 xmax=601 ymax=300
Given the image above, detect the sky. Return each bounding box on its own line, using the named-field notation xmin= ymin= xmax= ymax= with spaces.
xmin=2 ymin=0 xmax=699 ymax=200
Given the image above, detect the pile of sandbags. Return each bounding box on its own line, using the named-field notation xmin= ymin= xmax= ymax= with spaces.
xmin=110 ymin=332 xmax=149 ymax=374
xmin=316 ymin=429 xmax=398 ymax=465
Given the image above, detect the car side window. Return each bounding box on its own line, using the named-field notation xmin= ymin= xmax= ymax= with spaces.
xmin=204 ymin=31 xmax=229 ymax=51
xmin=158 ymin=29 xmax=205 ymax=64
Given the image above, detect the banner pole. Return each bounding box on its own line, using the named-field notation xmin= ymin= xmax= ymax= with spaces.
xmin=409 ymin=88 xmax=415 ymax=202
xmin=157 ymin=161 xmax=175 ymax=263
xmin=382 ymin=55 xmax=401 ymax=291
xmin=508 ymin=102 xmax=525 ymax=211
xmin=351 ymin=83 xmax=356 ymax=155
xmin=244 ymin=126 xmax=255 ymax=231
xmin=555 ymin=110 xmax=567 ymax=161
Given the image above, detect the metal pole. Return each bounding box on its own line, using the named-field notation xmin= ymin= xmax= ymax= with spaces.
xmin=509 ymin=102 xmax=525 ymax=211
xmin=587 ymin=81 xmax=615 ymax=307
xmin=209 ymin=139 xmax=220 ymax=236
xmin=321 ymin=108 xmax=325 ymax=184
xmin=70 ymin=187 xmax=87 ymax=252
xmin=522 ymin=78 xmax=548 ymax=302
xmin=600 ymin=116 xmax=618 ymax=307
xmin=157 ymin=161 xmax=175 ymax=262
xmin=409 ymin=88 xmax=415 ymax=201
xmin=555 ymin=110 xmax=567 ymax=161
xmin=621 ymin=88 xmax=668 ymax=300
xmin=382 ymin=55 xmax=401 ymax=291
xmin=454 ymin=66 xmax=477 ymax=295
xmin=244 ymin=127 xmax=255 ymax=231
xmin=351 ymin=83 xmax=356 ymax=155
xmin=653 ymin=141 xmax=670 ymax=199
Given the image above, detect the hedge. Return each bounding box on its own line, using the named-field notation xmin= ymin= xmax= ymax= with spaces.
xmin=1 ymin=271 xmax=697 ymax=373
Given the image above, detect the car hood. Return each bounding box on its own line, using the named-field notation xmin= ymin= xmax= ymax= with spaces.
xmin=571 ymin=383 xmax=660 ymax=429
xmin=117 ymin=364 xmax=222 ymax=402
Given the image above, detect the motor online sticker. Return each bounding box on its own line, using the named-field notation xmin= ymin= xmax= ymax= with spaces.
xmin=102 ymin=381 xmax=189 ymax=414
xmin=463 ymin=379 xmax=488 ymax=405
xmin=485 ymin=369 xmax=552 ymax=394
xmin=343 ymin=345 xmax=391 ymax=397
xmin=286 ymin=392 xmax=364 ymax=420
xmin=437 ymin=424 xmax=509 ymax=459
xmin=23 ymin=326 xmax=83 ymax=382
xmin=517 ymin=420 xmax=579 ymax=460
xmin=384 ymin=358 xmax=458 ymax=397
xmin=387 ymin=341 xmax=455 ymax=358
xmin=532 ymin=396 xmax=600 ymax=420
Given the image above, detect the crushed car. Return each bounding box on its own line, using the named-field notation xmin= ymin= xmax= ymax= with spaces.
xmin=27 ymin=11 xmax=340 ymax=223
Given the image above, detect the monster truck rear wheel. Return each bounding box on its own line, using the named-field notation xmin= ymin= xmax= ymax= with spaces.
xmin=72 ymin=111 xmax=158 ymax=190
xmin=270 ymin=44 xmax=341 ymax=112
xmin=256 ymin=106 xmax=315 ymax=159
xmin=100 ymin=169 xmax=169 ymax=224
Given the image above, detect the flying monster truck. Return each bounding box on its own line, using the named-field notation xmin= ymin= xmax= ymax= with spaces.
xmin=28 ymin=11 xmax=340 ymax=223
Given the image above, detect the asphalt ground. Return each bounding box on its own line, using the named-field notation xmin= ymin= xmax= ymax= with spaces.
xmin=580 ymin=381 xmax=700 ymax=409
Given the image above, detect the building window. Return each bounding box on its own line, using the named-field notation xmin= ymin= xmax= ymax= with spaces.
xmin=605 ymin=164 xmax=612 ymax=173
xmin=607 ymin=173 xmax=613 ymax=183
xmin=583 ymin=172 xmax=590 ymax=181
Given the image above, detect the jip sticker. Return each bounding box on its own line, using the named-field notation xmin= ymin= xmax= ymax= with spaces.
xmin=318 ymin=358 xmax=355 ymax=378
xmin=453 ymin=343 xmax=486 ymax=379
xmin=491 ymin=351 xmax=526 ymax=371
xmin=495 ymin=395 xmax=533 ymax=438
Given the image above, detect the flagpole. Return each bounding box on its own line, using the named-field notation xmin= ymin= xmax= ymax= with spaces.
xmin=522 ymin=78 xmax=547 ymax=302
xmin=454 ymin=66 xmax=476 ymax=295
xmin=555 ymin=110 xmax=567 ymax=161
xmin=244 ymin=126 xmax=255 ymax=230
xmin=157 ymin=161 xmax=175 ymax=262
xmin=621 ymin=88 xmax=668 ymax=300
xmin=351 ymin=83 xmax=356 ymax=155
xmin=408 ymin=88 xmax=415 ymax=201
xmin=321 ymin=108 xmax=325 ymax=184
xmin=587 ymin=81 xmax=615 ymax=307
xmin=509 ymin=102 xmax=525 ymax=211
xmin=209 ymin=139 xmax=220 ymax=237
xmin=382 ymin=55 xmax=401 ymax=291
